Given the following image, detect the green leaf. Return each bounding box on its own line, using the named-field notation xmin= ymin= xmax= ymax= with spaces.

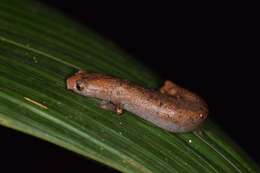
xmin=0 ymin=0 xmax=259 ymax=172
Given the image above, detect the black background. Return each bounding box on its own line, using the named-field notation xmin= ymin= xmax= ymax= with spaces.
xmin=2 ymin=1 xmax=259 ymax=173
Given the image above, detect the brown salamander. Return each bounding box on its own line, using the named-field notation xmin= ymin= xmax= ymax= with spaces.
xmin=67 ymin=70 xmax=208 ymax=133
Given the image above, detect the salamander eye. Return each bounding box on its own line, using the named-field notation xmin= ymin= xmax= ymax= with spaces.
xmin=76 ymin=80 xmax=84 ymax=91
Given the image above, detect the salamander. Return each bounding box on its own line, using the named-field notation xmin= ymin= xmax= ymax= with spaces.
xmin=67 ymin=70 xmax=208 ymax=133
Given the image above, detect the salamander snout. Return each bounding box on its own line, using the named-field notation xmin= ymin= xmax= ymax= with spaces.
xmin=67 ymin=76 xmax=76 ymax=90
xmin=67 ymin=70 xmax=89 ymax=90
xmin=67 ymin=74 xmax=84 ymax=91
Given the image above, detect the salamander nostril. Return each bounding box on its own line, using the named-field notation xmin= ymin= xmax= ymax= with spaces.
xmin=76 ymin=80 xmax=84 ymax=91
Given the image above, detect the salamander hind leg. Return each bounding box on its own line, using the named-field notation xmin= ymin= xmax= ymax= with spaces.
xmin=160 ymin=80 xmax=181 ymax=96
xmin=99 ymin=100 xmax=124 ymax=115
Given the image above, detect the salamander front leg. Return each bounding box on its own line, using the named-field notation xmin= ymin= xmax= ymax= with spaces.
xmin=99 ymin=100 xmax=124 ymax=115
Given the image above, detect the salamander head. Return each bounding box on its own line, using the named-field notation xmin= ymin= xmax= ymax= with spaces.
xmin=67 ymin=70 xmax=87 ymax=91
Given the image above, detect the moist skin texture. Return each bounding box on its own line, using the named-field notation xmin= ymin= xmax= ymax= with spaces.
xmin=67 ymin=70 xmax=208 ymax=133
